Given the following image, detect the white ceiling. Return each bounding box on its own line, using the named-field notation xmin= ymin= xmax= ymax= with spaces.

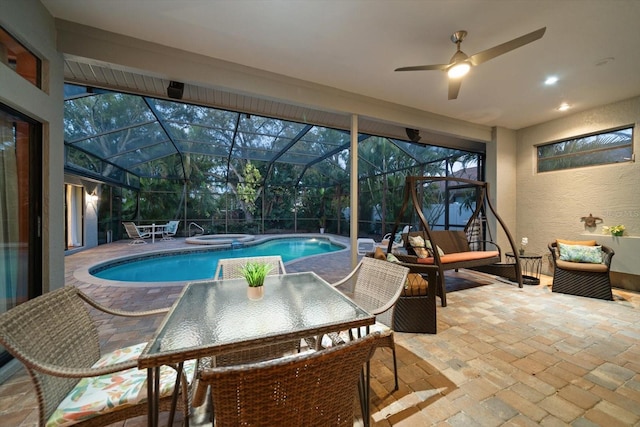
xmin=41 ymin=0 xmax=640 ymax=130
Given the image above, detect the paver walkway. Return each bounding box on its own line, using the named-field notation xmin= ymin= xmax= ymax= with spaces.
xmin=1 ymin=235 xmax=639 ymax=426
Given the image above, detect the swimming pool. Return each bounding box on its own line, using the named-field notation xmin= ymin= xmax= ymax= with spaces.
xmin=91 ymin=237 xmax=344 ymax=282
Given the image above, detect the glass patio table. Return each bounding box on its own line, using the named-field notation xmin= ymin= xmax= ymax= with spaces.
xmin=138 ymin=271 xmax=375 ymax=427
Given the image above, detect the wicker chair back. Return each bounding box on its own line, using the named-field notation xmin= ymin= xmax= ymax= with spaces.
xmin=200 ymin=332 xmax=380 ymax=426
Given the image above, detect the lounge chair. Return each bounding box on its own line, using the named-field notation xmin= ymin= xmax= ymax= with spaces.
xmin=122 ymin=221 xmax=150 ymax=244
xmin=162 ymin=220 xmax=180 ymax=240
xmin=356 ymin=225 xmax=408 ymax=255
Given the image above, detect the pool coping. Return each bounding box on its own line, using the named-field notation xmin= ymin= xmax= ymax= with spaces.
xmin=74 ymin=233 xmax=350 ymax=288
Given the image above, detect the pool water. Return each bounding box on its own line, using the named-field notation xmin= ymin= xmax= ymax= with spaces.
xmin=92 ymin=237 xmax=343 ymax=282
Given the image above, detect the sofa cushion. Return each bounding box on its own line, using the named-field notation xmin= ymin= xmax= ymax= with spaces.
xmin=558 ymin=243 xmax=603 ymax=264
xmin=556 ymin=259 xmax=609 ymax=272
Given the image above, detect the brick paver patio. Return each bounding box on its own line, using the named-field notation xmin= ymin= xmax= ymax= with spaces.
xmin=1 ymin=235 xmax=639 ymax=426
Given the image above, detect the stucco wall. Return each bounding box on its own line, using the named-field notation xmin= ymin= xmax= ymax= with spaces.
xmin=0 ymin=0 xmax=65 ymax=291
xmin=516 ymin=96 xmax=640 ymax=282
xmin=487 ymin=127 xmax=518 ymax=258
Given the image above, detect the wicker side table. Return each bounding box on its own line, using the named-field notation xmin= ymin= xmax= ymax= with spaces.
xmin=506 ymin=252 xmax=542 ymax=285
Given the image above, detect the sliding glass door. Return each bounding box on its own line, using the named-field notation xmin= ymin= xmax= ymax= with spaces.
xmin=0 ymin=103 xmax=41 ymax=367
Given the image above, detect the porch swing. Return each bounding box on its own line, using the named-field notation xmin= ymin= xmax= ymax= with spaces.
xmin=387 ymin=176 xmax=523 ymax=307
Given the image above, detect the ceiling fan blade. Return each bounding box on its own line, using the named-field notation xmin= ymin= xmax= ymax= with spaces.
xmin=448 ymin=78 xmax=462 ymax=100
xmin=395 ymin=63 xmax=448 ymax=72
xmin=469 ymin=27 xmax=546 ymax=66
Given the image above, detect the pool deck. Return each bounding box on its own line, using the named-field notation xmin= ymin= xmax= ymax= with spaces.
xmin=64 ymin=234 xmax=355 ymax=352
xmin=72 ymin=233 xmax=351 ymax=288
xmin=3 ymin=234 xmax=640 ymax=426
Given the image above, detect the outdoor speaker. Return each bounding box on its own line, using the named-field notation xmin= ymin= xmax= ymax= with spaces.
xmin=167 ymin=81 xmax=184 ymax=99
xmin=405 ymin=128 xmax=421 ymax=142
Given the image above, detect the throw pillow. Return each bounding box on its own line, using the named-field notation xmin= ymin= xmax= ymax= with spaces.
xmin=408 ymin=235 xmax=425 ymax=248
xmin=402 ymin=273 xmax=428 ymax=297
xmin=386 ymin=253 xmax=400 ymax=263
xmin=373 ymin=247 xmax=387 ymax=260
xmin=557 ymin=239 xmax=597 ymax=247
xmin=413 ymin=247 xmax=430 ymax=258
xmin=558 ymin=242 xmax=603 ymax=263
xmin=425 ymin=239 xmax=445 ymax=256
xmin=407 ymin=234 xmax=430 ymax=258
xmin=556 ymin=239 xmax=596 ymax=257
xmin=407 ymin=234 xmax=444 ymax=258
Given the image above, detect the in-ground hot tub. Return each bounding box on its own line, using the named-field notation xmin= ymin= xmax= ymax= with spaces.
xmin=185 ymin=234 xmax=255 ymax=246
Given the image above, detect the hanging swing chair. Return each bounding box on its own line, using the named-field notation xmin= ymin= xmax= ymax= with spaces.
xmin=387 ymin=176 xmax=523 ymax=307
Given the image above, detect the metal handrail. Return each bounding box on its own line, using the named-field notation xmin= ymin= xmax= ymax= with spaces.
xmin=189 ymin=222 xmax=204 ymax=237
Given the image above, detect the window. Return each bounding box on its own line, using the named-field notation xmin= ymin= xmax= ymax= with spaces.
xmin=537 ymin=126 xmax=633 ymax=173
xmin=0 ymin=26 xmax=42 ymax=88
xmin=0 ymin=103 xmax=42 ymax=368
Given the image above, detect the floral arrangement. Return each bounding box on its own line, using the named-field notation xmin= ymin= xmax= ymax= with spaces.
xmin=603 ymin=225 xmax=625 ymax=236
xmin=240 ymin=262 xmax=273 ymax=287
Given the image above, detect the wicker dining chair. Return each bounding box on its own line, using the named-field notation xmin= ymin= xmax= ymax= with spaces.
xmin=0 ymin=286 xmax=195 ymax=427
xmin=199 ymin=332 xmax=381 ymax=427
xmin=192 ymin=255 xmax=298 ymax=408
xmin=329 ymin=256 xmax=409 ymax=391
xmin=213 ymin=255 xmax=287 ymax=279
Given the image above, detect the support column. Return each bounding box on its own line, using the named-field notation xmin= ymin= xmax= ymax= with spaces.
xmin=350 ymin=114 xmax=359 ymax=268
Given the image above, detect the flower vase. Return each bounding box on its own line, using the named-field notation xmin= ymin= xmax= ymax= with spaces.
xmin=247 ymin=286 xmax=264 ymax=301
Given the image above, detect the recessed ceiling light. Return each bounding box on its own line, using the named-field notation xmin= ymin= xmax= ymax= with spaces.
xmin=545 ymin=76 xmax=558 ymax=85
xmin=557 ymin=103 xmax=571 ymax=111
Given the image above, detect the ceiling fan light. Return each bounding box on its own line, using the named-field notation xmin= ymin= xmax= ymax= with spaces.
xmin=448 ymin=62 xmax=470 ymax=78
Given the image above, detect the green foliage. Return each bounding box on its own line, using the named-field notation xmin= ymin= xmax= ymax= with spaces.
xmin=64 ymin=87 xmax=483 ymax=234
xmin=240 ymin=262 xmax=273 ymax=287
xmin=236 ymin=163 xmax=262 ymax=218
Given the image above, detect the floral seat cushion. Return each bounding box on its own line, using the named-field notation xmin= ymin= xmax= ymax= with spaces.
xmin=46 ymin=342 xmax=196 ymax=427
xmin=320 ymin=321 xmax=391 ymax=349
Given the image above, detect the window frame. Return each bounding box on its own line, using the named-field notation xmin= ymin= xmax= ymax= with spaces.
xmin=536 ymin=125 xmax=634 ymax=173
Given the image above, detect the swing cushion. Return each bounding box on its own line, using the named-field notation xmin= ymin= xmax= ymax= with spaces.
xmin=414 ymin=251 xmax=500 ymax=265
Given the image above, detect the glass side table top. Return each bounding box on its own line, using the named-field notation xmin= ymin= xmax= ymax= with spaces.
xmin=138 ymin=272 xmax=374 ymax=368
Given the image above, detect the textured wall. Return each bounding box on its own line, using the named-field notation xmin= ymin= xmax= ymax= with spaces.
xmin=516 ymin=97 xmax=640 ymax=280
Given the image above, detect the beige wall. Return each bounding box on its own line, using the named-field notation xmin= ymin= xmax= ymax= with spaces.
xmin=516 ymin=96 xmax=640 ymax=278
xmin=486 ymin=127 xmax=518 ymax=258
xmin=0 ymin=0 xmax=65 ymax=291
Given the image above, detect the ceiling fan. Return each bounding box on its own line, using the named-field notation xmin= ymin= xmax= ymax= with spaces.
xmin=395 ymin=27 xmax=546 ymax=100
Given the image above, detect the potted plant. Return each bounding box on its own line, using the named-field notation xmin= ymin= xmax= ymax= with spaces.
xmin=607 ymin=224 xmax=625 ymax=237
xmin=319 ymin=216 xmax=326 ymax=234
xmin=240 ymin=262 xmax=273 ymax=300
